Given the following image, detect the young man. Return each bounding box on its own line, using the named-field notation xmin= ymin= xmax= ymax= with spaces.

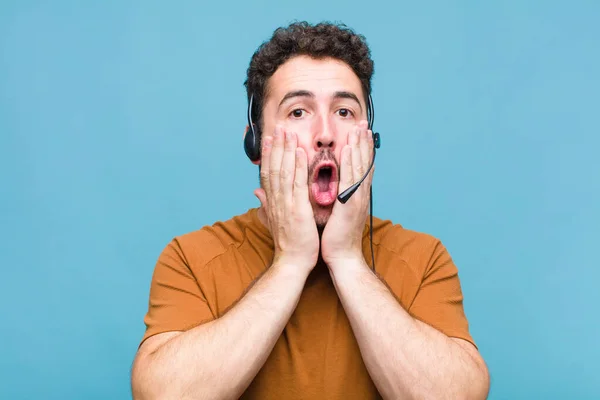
xmin=131 ymin=22 xmax=490 ymax=399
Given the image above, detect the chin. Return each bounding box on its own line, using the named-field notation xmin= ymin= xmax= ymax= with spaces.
xmin=313 ymin=205 xmax=332 ymax=230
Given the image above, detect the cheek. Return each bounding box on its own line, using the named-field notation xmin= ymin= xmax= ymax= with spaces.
xmin=295 ymin=135 xmax=312 ymax=150
xmin=337 ymin=122 xmax=357 ymax=148
xmin=283 ymin=116 xmax=314 ymax=136
xmin=334 ymin=149 xmax=345 ymax=167
xmin=339 ymin=131 xmax=350 ymax=147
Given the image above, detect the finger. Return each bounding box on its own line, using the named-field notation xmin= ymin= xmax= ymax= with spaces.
xmin=281 ymin=130 xmax=297 ymax=205
xmin=360 ymin=122 xmax=372 ymax=180
xmin=351 ymin=124 xmax=363 ymax=182
xmin=360 ymin=121 xmax=373 ymax=188
xmin=365 ymin=130 xmax=376 ymax=185
xmin=259 ymin=136 xmax=273 ymax=193
xmin=293 ymin=147 xmax=309 ymax=206
xmin=254 ymin=188 xmax=267 ymax=208
xmin=338 ymin=144 xmax=353 ymax=193
xmin=269 ymin=126 xmax=285 ymax=195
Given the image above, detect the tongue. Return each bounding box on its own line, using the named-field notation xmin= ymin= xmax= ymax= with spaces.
xmin=317 ymin=174 xmax=330 ymax=192
xmin=312 ymin=178 xmax=337 ymax=206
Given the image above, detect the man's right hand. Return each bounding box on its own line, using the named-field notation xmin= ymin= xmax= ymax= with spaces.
xmin=254 ymin=125 xmax=320 ymax=273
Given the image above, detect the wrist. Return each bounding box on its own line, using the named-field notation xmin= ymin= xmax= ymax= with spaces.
xmin=326 ymin=254 xmax=368 ymax=276
xmin=271 ymin=255 xmax=314 ymax=278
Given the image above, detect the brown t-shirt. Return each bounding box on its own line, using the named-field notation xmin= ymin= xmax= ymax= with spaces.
xmin=141 ymin=207 xmax=475 ymax=399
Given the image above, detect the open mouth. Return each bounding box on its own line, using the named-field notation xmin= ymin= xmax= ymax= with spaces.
xmin=317 ymin=166 xmax=333 ymax=190
xmin=311 ymin=163 xmax=338 ymax=206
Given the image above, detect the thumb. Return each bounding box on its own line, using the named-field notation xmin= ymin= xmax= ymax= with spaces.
xmin=254 ymin=188 xmax=267 ymax=208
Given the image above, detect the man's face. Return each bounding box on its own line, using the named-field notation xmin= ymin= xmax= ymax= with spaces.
xmin=258 ymin=55 xmax=367 ymax=228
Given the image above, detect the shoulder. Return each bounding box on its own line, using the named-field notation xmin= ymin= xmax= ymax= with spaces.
xmin=373 ymin=216 xmax=443 ymax=257
xmin=374 ymin=219 xmax=440 ymax=252
xmin=159 ymin=208 xmax=259 ymax=270
xmin=372 ymin=216 xmax=447 ymax=276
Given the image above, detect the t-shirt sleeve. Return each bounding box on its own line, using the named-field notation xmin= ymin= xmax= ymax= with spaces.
xmin=140 ymin=238 xmax=215 ymax=346
xmin=408 ymin=240 xmax=476 ymax=348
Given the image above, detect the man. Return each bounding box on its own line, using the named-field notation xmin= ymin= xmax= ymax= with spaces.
xmin=131 ymin=22 xmax=490 ymax=399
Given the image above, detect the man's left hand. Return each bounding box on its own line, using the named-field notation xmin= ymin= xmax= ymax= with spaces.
xmin=321 ymin=120 xmax=375 ymax=270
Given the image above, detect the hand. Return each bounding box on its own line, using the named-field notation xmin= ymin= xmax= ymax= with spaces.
xmin=321 ymin=120 xmax=374 ymax=269
xmin=254 ymin=126 xmax=320 ymax=273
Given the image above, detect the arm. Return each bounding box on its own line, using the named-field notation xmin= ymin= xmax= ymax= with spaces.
xmin=321 ymin=120 xmax=489 ymax=399
xmin=328 ymin=257 xmax=490 ymax=400
xmin=131 ymin=260 xmax=310 ymax=400
xmin=132 ymin=126 xmax=320 ymax=399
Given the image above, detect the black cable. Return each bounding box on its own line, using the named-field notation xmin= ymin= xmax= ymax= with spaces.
xmin=370 ymin=185 xmax=375 ymax=272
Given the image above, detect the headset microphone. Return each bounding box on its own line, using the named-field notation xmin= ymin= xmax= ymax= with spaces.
xmin=337 ymin=95 xmax=380 ymax=203
xmin=336 ymin=138 xmax=379 ymax=203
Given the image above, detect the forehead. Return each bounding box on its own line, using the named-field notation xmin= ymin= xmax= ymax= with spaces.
xmin=265 ymin=55 xmax=363 ymax=101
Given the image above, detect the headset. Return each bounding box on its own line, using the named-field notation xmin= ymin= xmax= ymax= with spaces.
xmin=244 ymin=93 xmax=381 ymax=271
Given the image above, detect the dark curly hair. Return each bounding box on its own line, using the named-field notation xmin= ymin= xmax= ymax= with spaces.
xmin=244 ymin=21 xmax=374 ymax=130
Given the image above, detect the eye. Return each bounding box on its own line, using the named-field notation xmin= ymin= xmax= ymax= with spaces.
xmin=337 ymin=108 xmax=353 ymax=118
xmin=290 ymin=109 xmax=305 ymax=118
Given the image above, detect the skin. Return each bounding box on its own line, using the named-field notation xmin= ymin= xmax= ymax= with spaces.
xmin=130 ymin=54 xmax=490 ymax=399
xmin=252 ymin=55 xmax=367 ymax=229
xmin=252 ymin=55 xmax=373 ymax=270
xmin=253 ymin=56 xmax=490 ymax=398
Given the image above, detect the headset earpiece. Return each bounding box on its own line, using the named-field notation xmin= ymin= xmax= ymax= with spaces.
xmin=367 ymin=94 xmax=381 ymax=149
xmin=244 ymin=123 xmax=261 ymax=162
xmin=372 ymin=131 xmax=381 ymax=149
xmin=244 ymin=95 xmax=261 ymax=162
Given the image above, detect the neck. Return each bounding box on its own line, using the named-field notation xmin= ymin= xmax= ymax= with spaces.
xmin=305 ymin=254 xmax=330 ymax=286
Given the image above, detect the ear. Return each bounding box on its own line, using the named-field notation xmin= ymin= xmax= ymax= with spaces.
xmin=243 ymin=125 xmax=261 ymax=165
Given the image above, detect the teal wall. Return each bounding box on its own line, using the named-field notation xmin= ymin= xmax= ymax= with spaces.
xmin=1 ymin=1 xmax=598 ymax=398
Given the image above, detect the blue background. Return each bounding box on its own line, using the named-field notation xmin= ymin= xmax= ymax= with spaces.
xmin=1 ymin=1 xmax=598 ymax=398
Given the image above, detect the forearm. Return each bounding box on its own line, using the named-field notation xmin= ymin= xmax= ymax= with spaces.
xmin=329 ymin=258 xmax=489 ymax=400
xmin=133 ymin=262 xmax=309 ymax=400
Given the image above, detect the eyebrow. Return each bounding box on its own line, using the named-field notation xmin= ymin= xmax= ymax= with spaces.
xmin=333 ymin=91 xmax=363 ymax=111
xmin=278 ymin=90 xmax=363 ymax=111
xmin=278 ymin=90 xmax=314 ymax=107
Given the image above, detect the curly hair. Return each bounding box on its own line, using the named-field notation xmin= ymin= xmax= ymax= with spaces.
xmin=244 ymin=21 xmax=374 ymax=129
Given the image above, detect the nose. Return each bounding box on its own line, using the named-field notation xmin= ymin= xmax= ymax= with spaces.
xmin=313 ymin=116 xmax=336 ymax=151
